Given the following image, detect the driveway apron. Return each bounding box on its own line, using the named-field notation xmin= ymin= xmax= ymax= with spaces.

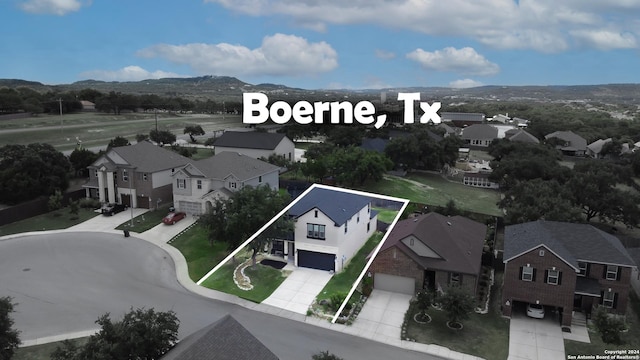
xmin=508 ymin=312 xmax=565 ymax=360
xmin=352 ymin=290 xmax=412 ymax=340
xmin=261 ymin=267 xmax=333 ymax=315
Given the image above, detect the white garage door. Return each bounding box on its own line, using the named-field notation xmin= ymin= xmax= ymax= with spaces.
xmin=178 ymin=201 xmax=202 ymax=215
xmin=374 ymin=273 xmax=415 ymax=295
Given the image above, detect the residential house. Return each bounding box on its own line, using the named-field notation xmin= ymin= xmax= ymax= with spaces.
xmin=272 ymin=185 xmax=378 ymax=272
xmin=544 ymin=131 xmax=587 ymax=156
xmin=83 ymin=141 xmax=190 ymax=208
xmin=212 ymin=131 xmax=295 ymax=162
xmin=440 ymin=112 xmax=485 ymax=128
xmin=512 ymin=117 xmax=530 ymax=128
xmin=461 ymin=124 xmax=499 ymax=147
xmin=628 ymin=248 xmax=640 ymax=296
xmin=161 ymin=314 xmax=279 ymax=360
xmin=505 ymin=129 xmax=540 ymax=144
xmin=368 ymin=212 xmax=486 ymax=295
xmin=172 ymin=152 xmax=280 ymax=215
xmin=502 ymin=220 xmax=635 ymax=327
xmin=586 ymin=138 xmax=612 ymax=158
xmin=489 ymin=114 xmax=511 ymax=124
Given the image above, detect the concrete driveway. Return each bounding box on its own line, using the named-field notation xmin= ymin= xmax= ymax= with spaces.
xmin=67 ymin=208 xmax=149 ymax=232
xmin=261 ymin=267 xmax=333 ymax=315
xmin=136 ymin=216 xmax=197 ymax=244
xmin=352 ymin=290 xmax=412 ymax=341
xmin=508 ymin=312 xmax=565 ymax=360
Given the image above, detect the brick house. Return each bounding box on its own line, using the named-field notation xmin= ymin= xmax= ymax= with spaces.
xmin=502 ymin=220 xmax=635 ymax=327
xmin=368 ymin=212 xmax=486 ymax=295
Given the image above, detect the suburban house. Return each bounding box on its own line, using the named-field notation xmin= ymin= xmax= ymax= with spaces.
xmin=461 ymin=124 xmax=499 ymax=147
xmin=83 ymin=141 xmax=190 ymax=208
xmin=489 ymin=114 xmax=511 ymax=123
xmin=172 ymin=152 xmax=280 ymax=215
xmin=502 ymin=220 xmax=635 ymax=327
xmin=272 ymin=185 xmax=378 ymax=273
xmin=505 ymin=129 xmax=540 ymax=144
xmin=586 ymin=138 xmax=612 ymax=158
xmin=212 ymin=131 xmax=295 ymax=162
xmin=441 ymin=112 xmax=485 ymax=128
xmin=628 ymin=248 xmax=640 ymax=296
xmin=544 ymin=131 xmax=587 ymax=156
xmin=161 ymin=314 xmax=279 ymax=360
xmin=368 ymin=212 xmax=486 ymax=296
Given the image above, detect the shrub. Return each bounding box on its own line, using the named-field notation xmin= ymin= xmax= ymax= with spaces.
xmin=48 ymin=190 xmax=63 ymax=211
xmin=312 ymin=351 xmax=344 ymax=360
xmin=361 ymin=276 xmax=373 ymax=297
xmin=69 ymin=200 xmax=79 ymax=215
xmin=329 ymin=293 xmax=347 ymax=312
xmin=79 ymin=198 xmax=101 ymax=209
xmin=593 ymin=306 xmax=625 ymax=344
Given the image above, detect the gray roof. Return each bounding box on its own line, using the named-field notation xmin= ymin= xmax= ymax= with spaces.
xmin=461 ymin=124 xmax=499 ymax=139
xmin=441 ymin=112 xmax=485 ymax=122
xmin=544 ymin=131 xmax=587 ymax=151
xmin=288 ymin=187 xmax=372 ymax=226
xmin=506 ymin=129 xmax=540 ymax=144
xmin=627 ymin=247 xmax=640 ymax=268
xmin=213 ymin=131 xmax=289 ymax=150
xmin=504 ymin=221 xmax=635 ymax=268
xmin=587 ymin=138 xmax=612 ymax=154
xmin=162 ymin=315 xmax=279 ymax=360
xmin=185 ymin=152 xmax=279 ymax=180
xmin=101 ymin=141 xmax=190 ymax=173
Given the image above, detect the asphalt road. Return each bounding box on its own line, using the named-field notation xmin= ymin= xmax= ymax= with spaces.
xmin=0 ymin=232 xmax=442 ymax=360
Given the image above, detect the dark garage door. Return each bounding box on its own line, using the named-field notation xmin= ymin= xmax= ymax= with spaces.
xmin=298 ymin=250 xmax=335 ymax=271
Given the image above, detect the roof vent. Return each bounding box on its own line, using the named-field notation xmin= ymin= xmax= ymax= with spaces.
xmin=447 ymin=221 xmax=452 ymax=226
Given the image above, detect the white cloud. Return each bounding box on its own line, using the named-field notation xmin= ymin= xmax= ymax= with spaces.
xmin=375 ymin=49 xmax=396 ymax=60
xmin=570 ymin=30 xmax=637 ymax=50
xmin=18 ymin=0 xmax=86 ymax=15
xmin=449 ymin=79 xmax=483 ymax=88
xmin=406 ymin=47 xmax=499 ymax=76
xmin=205 ymin=0 xmax=640 ymax=52
xmin=79 ymin=66 xmax=187 ymax=82
xmin=137 ymin=33 xmax=338 ymax=77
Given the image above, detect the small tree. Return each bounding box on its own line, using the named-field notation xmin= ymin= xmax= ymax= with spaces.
xmin=184 ymin=125 xmax=205 ymax=143
xmin=0 ymin=297 xmax=21 ymax=360
xmin=150 ymin=130 xmax=177 ymax=145
xmin=312 ymin=351 xmax=344 ymax=360
xmin=69 ymin=200 xmax=79 ymax=215
xmin=107 ymin=136 xmax=130 ymax=148
xmin=441 ymin=199 xmax=459 ymax=216
xmin=440 ymin=286 xmax=474 ymax=326
xmin=593 ymin=306 xmax=625 ymax=344
xmin=415 ymin=289 xmax=434 ymax=320
xmin=135 ymin=133 xmax=149 ymax=143
xmin=48 ymin=190 xmax=63 ymax=211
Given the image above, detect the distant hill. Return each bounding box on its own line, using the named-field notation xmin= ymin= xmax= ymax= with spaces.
xmin=2 ymin=76 xmax=640 ymax=105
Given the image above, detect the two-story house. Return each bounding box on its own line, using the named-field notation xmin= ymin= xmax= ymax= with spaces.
xmin=212 ymin=131 xmax=295 ymax=162
xmin=272 ymin=185 xmax=378 ymax=273
xmin=83 ymin=141 xmax=190 ymax=208
xmin=171 ymin=152 xmax=280 ymax=215
xmin=502 ymin=220 xmax=635 ymax=327
xmin=368 ymin=212 xmax=486 ymax=296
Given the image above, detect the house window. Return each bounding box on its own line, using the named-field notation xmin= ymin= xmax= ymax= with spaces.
xmin=94 ymin=170 xmax=98 ymax=177
xmin=522 ymin=265 xmax=534 ymax=282
xmin=606 ymin=265 xmax=618 ymax=280
xmin=368 ymin=203 xmax=370 ymax=213
xmin=143 ymin=173 xmax=148 ymax=181
xmin=258 ymin=175 xmax=262 ymax=183
xmin=197 ymin=180 xmax=202 ymax=189
xmin=603 ymin=291 xmax=616 ymax=308
xmin=176 ymin=179 xmax=186 ymax=189
xmin=450 ymin=273 xmax=460 ymax=286
xmin=314 ymin=210 xmax=318 ymax=218
xmin=229 ymin=182 xmax=236 ymax=189
xmin=546 ymin=269 xmax=560 ymax=285
xmin=122 ymin=169 xmax=128 ymax=182
xmin=578 ymin=262 xmax=588 ymax=277
xmin=344 ymin=220 xmax=348 ymax=234
xmin=307 ymin=224 xmax=325 ymax=240
xmin=367 ymin=221 xmax=370 ymax=232
xmin=357 ymin=214 xmax=360 ymax=223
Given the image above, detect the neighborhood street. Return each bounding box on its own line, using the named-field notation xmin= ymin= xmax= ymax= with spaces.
xmin=0 ymin=232 xmax=444 ymax=360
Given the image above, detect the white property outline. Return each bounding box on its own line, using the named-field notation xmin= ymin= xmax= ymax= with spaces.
xmin=195 ymin=183 xmax=410 ymax=325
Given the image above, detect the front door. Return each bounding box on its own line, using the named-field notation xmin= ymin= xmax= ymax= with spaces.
xmin=424 ymin=270 xmax=436 ymax=291
xmin=573 ymin=294 xmax=582 ymax=310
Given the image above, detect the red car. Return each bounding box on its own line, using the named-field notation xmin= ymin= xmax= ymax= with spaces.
xmin=162 ymin=212 xmax=186 ymax=225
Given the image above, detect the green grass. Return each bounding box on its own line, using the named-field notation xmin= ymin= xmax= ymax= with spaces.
xmin=372 ymin=207 xmax=399 ymax=223
xmin=405 ymin=271 xmax=509 ymax=360
xmin=564 ymin=291 xmax=640 ymax=357
xmin=316 ymin=232 xmax=383 ymax=302
xmin=200 ymin=260 xmax=289 ymax=303
xmin=13 ymin=338 xmax=87 ymax=360
xmin=116 ymin=205 xmax=171 ymax=233
xmin=189 ymin=147 xmax=215 ymax=160
xmin=361 ymin=173 xmax=502 ymax=217
xmin=168 ymin=225 xmax=230 ymax=282
xmin=0 ymin=207 xmax=99 ymax=236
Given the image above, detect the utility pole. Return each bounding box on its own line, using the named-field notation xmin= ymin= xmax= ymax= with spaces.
xmin=58 ymin=98 xmax=63 ymax=134
xmin=155 ymin=109 xmax=158 ymax=134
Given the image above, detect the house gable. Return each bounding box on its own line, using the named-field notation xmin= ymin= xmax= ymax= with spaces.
xmin=401 ymin=235 xmax=441 ymax=259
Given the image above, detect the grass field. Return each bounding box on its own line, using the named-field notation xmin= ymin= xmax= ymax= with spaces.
xmin=0 ymin=207 xmax=99 ymax=236
xmin=361 ymin=173 xmax=502 ymax=216
xmin=168 ymin=225 xmax=229 ymax=281
xmin=0 ymin=112 xmax=243 ymax=151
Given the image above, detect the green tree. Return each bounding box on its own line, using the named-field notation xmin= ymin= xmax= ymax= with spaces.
xmin=183 ymin=125 xmax=205 ymax=143
xmin=69 ymin=148 xmax=99 ymax=177
xmin=312 ymin=351 xmax=344 ymax=360
xmin=69 ymin=200 xmax=79 ymax=215
xmin=107 ymin=136 xmax=130 ymax=148
xmin=592 ymin=306 xmax=625 ymax=344
xmin=150 ymin=130 xmax=176 ymax=145
xmin=48 ymin=190 xmax=63 ymax=211
xmin=326 ymin=125 xmax=363 ymax=147
xmin=440 ymin=286 xmax=475 ymax=326
xmin=135 ymin=134 xmax=149 ymax=143
xmin=52 ymin=308 xmax=179 ymax=360
xmin=384 ymin=136 xmax=420 ymax=170
xmin=0 ymin=297 xmax=20 ymax=360
xmin=416 ymin=289 xmax=434 ymax=319
xmin=0 ymin=143 xmax=71 ymax=204
xmin=499 ymin=179 xmax=582 ymax=224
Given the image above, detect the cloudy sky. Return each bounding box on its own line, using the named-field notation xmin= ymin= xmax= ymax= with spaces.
xmin=1 ymin=0 xmax=639 ymax=89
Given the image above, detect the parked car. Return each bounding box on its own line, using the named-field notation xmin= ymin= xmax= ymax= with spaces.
xmin=526 ymin=303 xmax=545 ymax=319
xmin=162 ymin=212 xmax=186 ymax=225
xmin=101 ymin=203 xmax=127 ymax=216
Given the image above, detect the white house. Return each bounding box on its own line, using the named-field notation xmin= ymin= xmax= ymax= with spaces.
xmin=172 ymin=152 xmax=280 ymax=215
xmin=272 ymin=186 xmax=378 ymax=273
xmin=212 ymin=131 xmax=295 ymax=162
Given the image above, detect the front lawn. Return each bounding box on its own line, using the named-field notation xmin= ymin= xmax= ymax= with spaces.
xmin=0 ymin=207 xmax=99 ymax=236
xmin=168 ymin=224 xmax=229 ymax=282
xmin=405 ymin=271 xmax=509 ymax=360
xmin=116 ymin=205 xmax=171 ymax=233
xmin=199 ymin=256 xmax=289 ymax=303
xmin=316 ymin=232 xmax=383 ymax=302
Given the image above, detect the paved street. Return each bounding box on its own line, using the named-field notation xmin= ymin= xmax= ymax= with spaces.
xmin=0 ymin=232 xmax=444 ymax=360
